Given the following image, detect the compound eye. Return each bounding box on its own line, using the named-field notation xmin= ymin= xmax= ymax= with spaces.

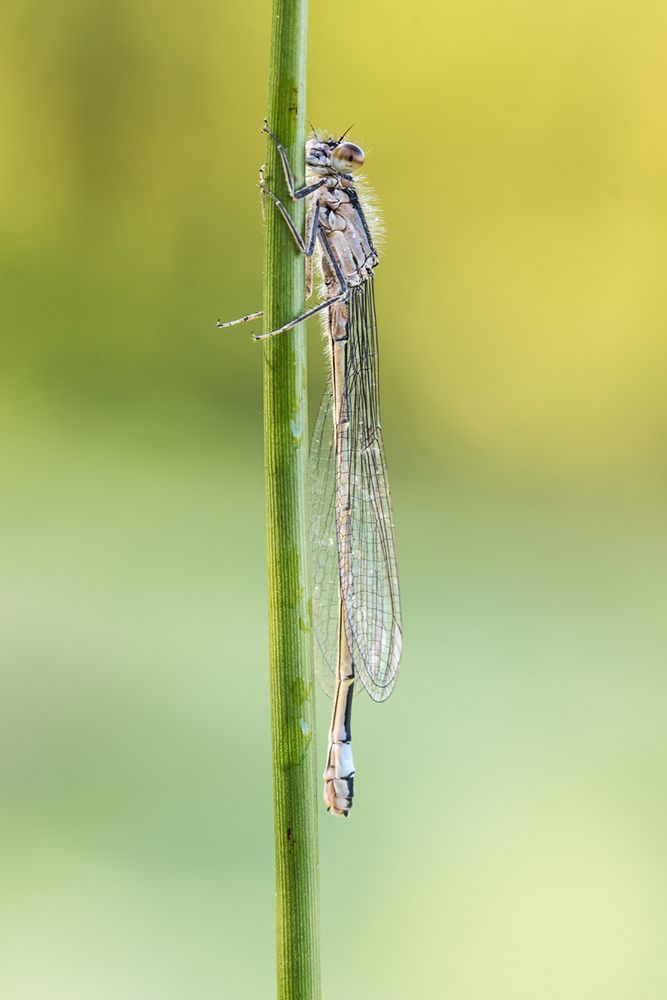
xmin=331 ymin=142 xmax=365 ymax=172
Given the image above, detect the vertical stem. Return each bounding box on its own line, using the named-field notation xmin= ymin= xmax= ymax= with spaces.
xmin=262 ymin=0 xmax=320 ymax=998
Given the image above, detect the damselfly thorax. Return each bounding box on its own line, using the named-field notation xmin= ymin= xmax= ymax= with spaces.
xmin=306 ymin=170 xmax=378 ymax=291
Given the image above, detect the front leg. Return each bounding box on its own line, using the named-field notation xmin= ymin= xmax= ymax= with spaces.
xmin=262 ymin=121 xmax=325 ymax=201
xmin=260 ymin=181 xmax=320 ymax=257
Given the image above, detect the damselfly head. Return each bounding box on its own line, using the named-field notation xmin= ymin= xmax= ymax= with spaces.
xmin=306 ymin=135 xmax=365 ymax=174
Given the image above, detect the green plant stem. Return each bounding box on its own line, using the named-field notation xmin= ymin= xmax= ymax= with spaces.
xmin=262 ymin=0 xmax=321 ymax=997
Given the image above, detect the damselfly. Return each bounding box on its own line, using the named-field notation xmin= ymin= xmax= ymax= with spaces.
xmin=219 ymin=123 xmax=402 ymax=815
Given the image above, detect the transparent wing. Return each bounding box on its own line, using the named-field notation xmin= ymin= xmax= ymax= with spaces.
xmin=310 ymin=277 xmax=403 ymax=703
xmin=337 ymin=278 xmax=402 ymax=702
xmin=310 ymin=383 xmax=339 ymax=697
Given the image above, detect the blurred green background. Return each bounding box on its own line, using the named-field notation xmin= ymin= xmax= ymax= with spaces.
xmin=2 ymin=0 xmax=666 ymax=997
